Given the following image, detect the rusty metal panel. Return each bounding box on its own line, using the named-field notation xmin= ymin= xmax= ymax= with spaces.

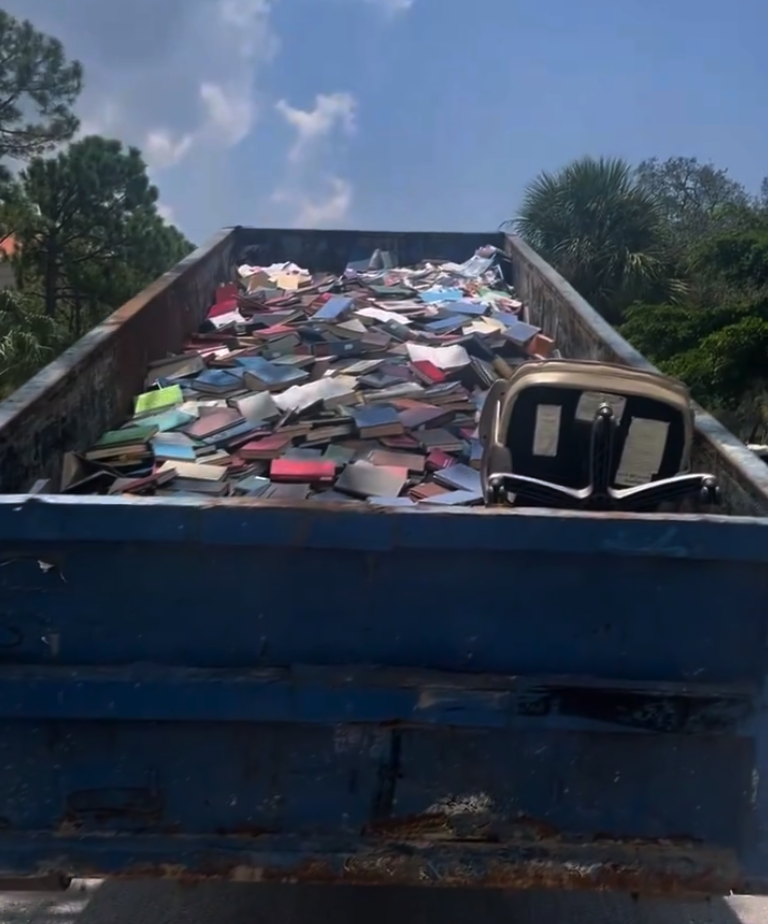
xmin=0 ymin=716 xmax=759 ymax=897
xmin=0 ymin=229 xmax=237 ymax=492
xmin=0 ymin=836 xmax=752 ymax=895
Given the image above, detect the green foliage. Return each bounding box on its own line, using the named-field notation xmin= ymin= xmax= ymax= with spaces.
xmin=619 ymin=296 xmax=768 ymax=364
xmin=0 ymin=287 xmax=69 ymax=396
xmin=10 ymin=135 xmax=194 ymax=327
xmin=0 ymin=13 xmax=195 ymax=398
xmin=0 ymin=11 xmax=83 ymax=159
xmin=513 ymin=156 xmax=683 ymax=321
xmin=512 ymin=152 xmax=768 ymax=437
xmin=661 ymin=315 xmax=768 ymax=409
xmin=689 ymin=228 xmax=768 ymax=289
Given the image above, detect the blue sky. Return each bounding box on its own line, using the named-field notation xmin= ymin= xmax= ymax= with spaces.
xmin=5 ymin=0 xmax=768 ymax=245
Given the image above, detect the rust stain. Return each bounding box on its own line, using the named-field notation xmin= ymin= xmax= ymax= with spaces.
xmin=52 ymin=845 xmax=745 ymax=896
xmin=591 ymin=832 xmax=702 ymax=848
xmin=363 ymin=812 xmax=453 ymax=837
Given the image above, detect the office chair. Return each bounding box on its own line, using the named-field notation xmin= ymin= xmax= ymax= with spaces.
xmin=478 ymin=360 xmax=719 ymax=512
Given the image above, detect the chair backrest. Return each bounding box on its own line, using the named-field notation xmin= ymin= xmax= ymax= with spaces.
xmin=478 ymin=360 xmax=695 ymax=499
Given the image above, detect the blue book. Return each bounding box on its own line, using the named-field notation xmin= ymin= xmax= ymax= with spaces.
xmin=130 ymin=407 xmax=197 ymax=432
xmin=444 ymin=300 xmax=487 ymax=317
xmin=201 ymin=419 xmax=260 ymax=447
xmin=239 ymin=357 xmax=309 ymax=388
xmin=350 ymin=404 xmax=401 ymax=431
xmin=192 ymin=368 xmax=242 ymax=392
xmin=419 ymin=288 xmax=464 ymax=304
xmin=425 ymin=317 xmax=464 ymax=333
xmin=150 ymin=433 xmax=197 ymax=462
xmin=313 ymin=296 xmax=353 ymax=321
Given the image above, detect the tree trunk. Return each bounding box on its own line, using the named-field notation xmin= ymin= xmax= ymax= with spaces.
xmin=44 ymin=237 xmax=58 ymax=317
xmin=73 ymin=290 xmax=82 ymax=338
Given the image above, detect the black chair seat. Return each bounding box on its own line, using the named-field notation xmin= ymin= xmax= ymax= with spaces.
xmin=478 ymin=360 xmax=719 ymax=512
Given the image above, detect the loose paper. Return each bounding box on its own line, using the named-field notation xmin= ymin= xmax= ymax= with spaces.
xmin=405 ymin=343 xmax=470 ymax=370
xmin=356 ymin=306 xmax=413 ymax=325
xmin=616 ymin=418 xmax=669 ymax=486
xmin=533 ymin=405 xmax=561 ymax=457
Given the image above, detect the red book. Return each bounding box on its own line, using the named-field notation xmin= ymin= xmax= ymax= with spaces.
xmin=380 ymin=434 xmax=420 ymax=449
xmin=425 ymin=449 xmax=457 ymax=471
xmin=255 ymin=323 xmax=295 ymax=339
xmin=239 ymin=434 xmax=293 ymax=460
xmin=216 ymin=283 xmax=238 ymax=304
xmin=412 ymin=360 xmax=446 ymax=384
xmin=270 ymin=459 xmax=335 ymax=483
xmin=208 ymin=297 xmax=238 ymax=318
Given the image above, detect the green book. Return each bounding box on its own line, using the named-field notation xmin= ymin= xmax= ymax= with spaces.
xmin=93 ymin=425 xmax=158 ymax=448
xmin=134 ymin=384 xmax=183 ymax=416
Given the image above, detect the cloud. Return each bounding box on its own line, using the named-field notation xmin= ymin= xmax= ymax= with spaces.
xmin=78 ymin=0 xmax=278 ymax=169
xmin=275 ymin=92 xmax=357 ymax=163
xmin=144 ymin=129 xmax=194 ymax=170
xmin=157 ymin=203 xmax=177 ymax=224
xmin=272 ymin=176 xmax=353 ymax=228
xmin=364 ymin=0 xmax=414 ymax=12
xmin=0 ymin=0 xmax=280 ymax=240
xmin=198 ymin=82 xmax=254 ymax=147
xmin=272 ymin=91 xmax=357 ymax=227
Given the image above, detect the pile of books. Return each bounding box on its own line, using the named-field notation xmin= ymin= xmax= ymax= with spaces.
xmin=62 ymin=245 xmax=558 ymax=506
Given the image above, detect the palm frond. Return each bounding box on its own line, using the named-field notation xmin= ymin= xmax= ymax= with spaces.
xmin=510 ymin=156 xmax=672 ymax=319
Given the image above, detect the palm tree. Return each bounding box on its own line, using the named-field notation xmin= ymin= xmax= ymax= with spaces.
xmin=511 ymin=156 xmax=684 ymax=322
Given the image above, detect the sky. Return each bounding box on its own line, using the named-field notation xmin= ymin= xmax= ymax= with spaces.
xmin=4 ymin=0 xmax=768 ymax=246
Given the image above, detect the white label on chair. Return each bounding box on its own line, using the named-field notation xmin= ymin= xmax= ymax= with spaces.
xmin=576 ymin=392 xmax=627 ymax=421
xmin=616 ymin=418 xmax=670 ymax=486
xmin=533 ymin=405 xmax=561 ymax=457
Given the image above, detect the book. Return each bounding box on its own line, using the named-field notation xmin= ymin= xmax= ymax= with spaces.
xmin=364 ymin=449 xmax=426 ymax=473
xmin=145 ymin=354 xmax=205 ymax=387
xmin=417 ymin=429 xmax=464 ymax=452
xmin=398 ymin=404 xmax=450 ymax=430
xmin=411 ymin=360 xmax=446 ymax=385
xmin=270 ymin=459 xmax=336 ymax=483
xmin=313 ymin=296 xmax=353 ymax=321
xmin=239 ymin=434 xmax=293 ymax=460
xmin=261 ymin=483 xmax=311 ymax=500
xmin=274 ymin=377 xmax=358 ymax=415
xmin=350 ymin=405 xmax=404 ymax=439
xmin=335 ymin=461 xmax=409 ymax=498
xmin=184 ymin=408 xmax=242 ymax=440
xmin=150 ymin=432 xmax=197 ymax=462
xmin=129 ymin=407 xmax=197 ymax=432
xmin=134 ymin=385 xmax=184 ymax=416
xmin=433 ymin=463 xmax=482 ymax=493
xmin=90 ymin=425 xmax=158 ymax=449
xmin=193 ymin=368 xmax=243 ymax=394
xmin=157 ymin=460 xmax=226 ymax=481
xmin=233 ymin=391 xmax=281 ymax=422
xmin=242 ymin=359 xmax=310 ymax=392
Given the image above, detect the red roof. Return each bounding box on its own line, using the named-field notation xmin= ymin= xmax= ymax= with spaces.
xmin=0 ymin=235 xmax=18 ymax=258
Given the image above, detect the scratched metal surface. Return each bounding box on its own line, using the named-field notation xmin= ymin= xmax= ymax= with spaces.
xmin=0 ymin=500 xmax=765 ymax=891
